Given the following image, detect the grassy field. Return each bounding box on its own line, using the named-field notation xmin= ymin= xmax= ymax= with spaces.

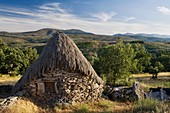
xmin=0 ymin=75 xmax=20 ymax=86
xmin=0 ymin=73 xmax=170 ymax=113
xmin=1 ymin=98 xmax=130 ymax=113
xmin=1 ymin=97 xmax=170 ymax=113
xmin=131 ymin=72 xmax=170 ymax=91
xmin=131 ymin=72 xmax=170 ymax=78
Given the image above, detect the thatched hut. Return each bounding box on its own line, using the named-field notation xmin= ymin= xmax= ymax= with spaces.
xmin=12 ymin=32 xmax=104 ymax=104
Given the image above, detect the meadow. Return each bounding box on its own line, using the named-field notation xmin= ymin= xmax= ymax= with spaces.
xmin=0 ymin=73 xmax=170 ymax=113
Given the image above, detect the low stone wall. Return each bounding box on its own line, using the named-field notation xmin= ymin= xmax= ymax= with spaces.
xmin=103 ymin=83 xmax=170 ymax=102
xmin=149 ymin=88 xmax=170 ymax=101
xmin=103 ymin=82 xmax=146 ymax=101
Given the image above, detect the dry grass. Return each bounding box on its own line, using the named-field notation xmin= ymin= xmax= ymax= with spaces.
xmin=140 ymin=79 xmax=170 ymax=92
xmin=0 ymin=75 xmax=20 ymax=86
xmin=1 ymin=98 xmax=55 ymax=113
xmin=2 ymin=98 xmax=170 ymax=113
xmin=131 ymin=72 xmax=170 ymax=78
xmin=1 ymin=98 xmax=132 ymax=113
xmin=131 ymin=72 xmax=170 ymax=91
xmin=2 ymin=98 xmax=40 ymax=113
xmin=55 ymin=99 xmax=131 ymax=113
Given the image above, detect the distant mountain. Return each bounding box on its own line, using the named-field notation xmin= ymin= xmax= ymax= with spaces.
xmin=135 ymin=33 xmax=170 ymax=38
xmin=19 ymin=28 xmax=93 ymax=36
xmin=113 ymin=33 xmax=170 ymax=42
xmin=0 ymin=28 xmax=117 ymax=49
xmin=61 ymin=29 xmax=93 ymax=35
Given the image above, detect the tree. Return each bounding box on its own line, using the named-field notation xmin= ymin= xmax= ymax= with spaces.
xmin=76 ymin=41 xmax=100 ymax=65
xmin=151 ymin=55 xmax=170 ymax=72
xmin=0 ymin=38 xmax=8 ymax=73
xmin=0 ymin=38 xmax=39 ymax=75
xmin=97 ymin=38 xmax=136 ymax=85
xmin=149 ymin=61 xmax=164 ymax=79
xmin=21 ymin=47 xmax=39 ymax=73
xmin=131 ymin=43 xmax=151 ymax=73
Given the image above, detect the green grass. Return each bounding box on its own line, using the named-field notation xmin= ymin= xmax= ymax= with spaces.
xmin=132 ymin=72 xmax=170 ymax=91
xmin=137 ymin=78 xmax=170 ymax=92
xmin=55 ymin=99 xmax=120 ymax=113
xmin=132 ymin=98 xmax=170 ymax=113
xmin=132 ymin=98 xmax=159 ymax=112
xmin=141 ymin=79 xmax=170 ymax=87
xmin=74 ymin=104 xmax=89 ymax=113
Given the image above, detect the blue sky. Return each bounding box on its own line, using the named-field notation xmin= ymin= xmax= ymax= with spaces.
xmin=0 ymin=0 xmax=170 ymax=35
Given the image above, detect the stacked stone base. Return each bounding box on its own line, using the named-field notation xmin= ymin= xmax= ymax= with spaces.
xmin=23 ymin=70 xmax=103 ymax=105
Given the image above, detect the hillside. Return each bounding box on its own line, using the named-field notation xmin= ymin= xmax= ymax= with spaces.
xmin=0 ymin=29 xmax=117 ymax=51
xmin=0 ymin=29 xmax=118 ymax=54
xmin=1 ymin=28 xmax=170 ymax=54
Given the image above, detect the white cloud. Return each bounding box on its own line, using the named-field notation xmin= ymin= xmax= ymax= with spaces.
xmin=157 ymin=6 xmax=170 ymax=15
xmin=0 ymin=3 xmax=170 ymax=35
xmin=124 ymin=17 xmax=136 ymax=21
xmin=0 ymin=8 xmax=34 ymax=16
xmin=38 ymin=3 xmax=66 ymax=13
xmin=91 ymin=11 xmax=116 ymax=22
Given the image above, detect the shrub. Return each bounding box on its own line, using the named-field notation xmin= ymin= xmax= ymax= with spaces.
xmin=156 ymin=102 xmax=170 ymax=113
xmin=132 ymin=98 xmax=159 ymax=112
xmin=75 ymin=104 xmax=89 ymax=113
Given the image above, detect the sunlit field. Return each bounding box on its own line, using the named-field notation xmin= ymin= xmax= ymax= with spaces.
xmin=132 ymin=72 xmax=170 ymax=78
xmin=0 ymin=74 xmax=20 ymax=86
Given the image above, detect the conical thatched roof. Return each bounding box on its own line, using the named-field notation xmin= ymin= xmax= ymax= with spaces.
xmin=12 ymin=32 xmax=103 ymax=93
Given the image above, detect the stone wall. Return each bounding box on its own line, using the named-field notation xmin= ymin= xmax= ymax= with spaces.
xmin=24 ymin=69 xmax=103 ymax=104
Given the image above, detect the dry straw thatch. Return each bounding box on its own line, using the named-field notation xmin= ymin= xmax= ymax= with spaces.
xmin=12 ymin=32 xmax=103 ymax=93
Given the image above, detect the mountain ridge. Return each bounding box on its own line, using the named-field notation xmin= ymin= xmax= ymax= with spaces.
xmin=1 ymin=28 xmax=170 ymax=46
xmin=113 ymin=33 xmax=170 ymax=42
xmin=114 ymin=33 xmax=170 ymax=38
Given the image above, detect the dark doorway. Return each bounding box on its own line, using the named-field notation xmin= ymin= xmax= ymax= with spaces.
xmin=44 ymin=82 xmax=56 ymax=93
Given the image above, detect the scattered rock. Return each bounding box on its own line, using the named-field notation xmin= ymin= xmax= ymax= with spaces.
xmin=132 ymin=82 xmax=145 ymax=100
xmin=103 ymin=82 xmax=145 ymax=101
xmin=149 ymin=87 xmax=170 ymax=101
xmin=103 ymin=83 xmax=170 ymax=102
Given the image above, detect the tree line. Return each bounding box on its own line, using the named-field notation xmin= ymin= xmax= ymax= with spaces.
xmin=77 ymin=37 xmax=167 ymax=86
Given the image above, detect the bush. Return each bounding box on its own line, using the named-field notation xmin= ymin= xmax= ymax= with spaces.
xmin=132 ymin=98 xmax=160 ymax=112
xmin=115 ymin=77 xmax=135 ymax=86
xmin=75 ymin=104 xmax=89 ymax=113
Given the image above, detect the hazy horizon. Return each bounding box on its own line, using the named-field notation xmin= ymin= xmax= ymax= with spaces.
xmin=0 ymin=0 xmax=170 ymax=35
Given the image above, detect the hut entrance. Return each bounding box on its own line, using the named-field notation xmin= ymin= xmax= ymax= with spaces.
xmin=44 ymin=82 xmax=56 ymax=93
